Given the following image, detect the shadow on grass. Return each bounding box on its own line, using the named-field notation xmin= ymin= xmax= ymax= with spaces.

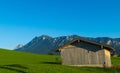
xmin=108 ymin=66 xmax=120 ymax=72
xmin=41 ymin=62 xmax=61 ymax=65
xmin=5 ymin=64 xmax=28 ymax=69
xmin=0 ymin=64 xmax=28 ymax=73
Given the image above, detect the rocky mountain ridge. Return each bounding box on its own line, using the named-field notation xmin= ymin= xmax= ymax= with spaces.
xmin=15 ymin=35 xmax=120 ymax=54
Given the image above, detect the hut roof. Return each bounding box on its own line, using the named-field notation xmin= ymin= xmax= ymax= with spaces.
xmin=55 ymin=37 xmax=114 ymax=52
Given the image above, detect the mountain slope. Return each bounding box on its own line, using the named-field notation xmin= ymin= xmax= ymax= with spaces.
xmin=15 ymin=35 xmax=79 ymax=54
xmin=15 ymin=35 xmax=120 ymax=54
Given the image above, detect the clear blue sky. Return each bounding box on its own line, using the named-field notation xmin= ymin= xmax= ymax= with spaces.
xmin=0 ymin=0 xmax=120 ymax=49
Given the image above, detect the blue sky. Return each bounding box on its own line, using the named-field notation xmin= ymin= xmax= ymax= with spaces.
xmin=0 ymin=0 xmax=120 ymax=49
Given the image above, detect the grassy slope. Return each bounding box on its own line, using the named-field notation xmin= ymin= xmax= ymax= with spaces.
xmin=0 ymin=48 xmax=120 ymax=73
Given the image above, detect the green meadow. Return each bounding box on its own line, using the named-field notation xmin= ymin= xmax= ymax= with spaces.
xmin=0 ymin=48 xmax=120 ymax=73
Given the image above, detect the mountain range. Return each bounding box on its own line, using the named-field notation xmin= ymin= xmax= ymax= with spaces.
xmin=15 ymin=35 xmax=120 ymax=54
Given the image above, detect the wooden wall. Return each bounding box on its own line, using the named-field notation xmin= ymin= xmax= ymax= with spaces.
xmin=60 ymin=41 xmax=111 ymax=67
xmin=104 ymin=49 xmax=111 ymax=67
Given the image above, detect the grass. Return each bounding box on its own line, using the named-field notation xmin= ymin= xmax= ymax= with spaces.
xmin=111 ymin=57 xmax=120 ymax=66
xmin=0 ymin=48 xmax=120 ymax=73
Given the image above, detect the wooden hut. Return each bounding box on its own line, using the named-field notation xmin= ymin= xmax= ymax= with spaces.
xmin=56 ymin=38 xmax=114 ymax=67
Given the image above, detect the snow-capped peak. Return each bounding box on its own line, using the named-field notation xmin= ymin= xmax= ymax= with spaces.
xmin=42 ymin=37 xmax=46 ymax=40
xmin=107 ymin=40 xmax=111 ymax=45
